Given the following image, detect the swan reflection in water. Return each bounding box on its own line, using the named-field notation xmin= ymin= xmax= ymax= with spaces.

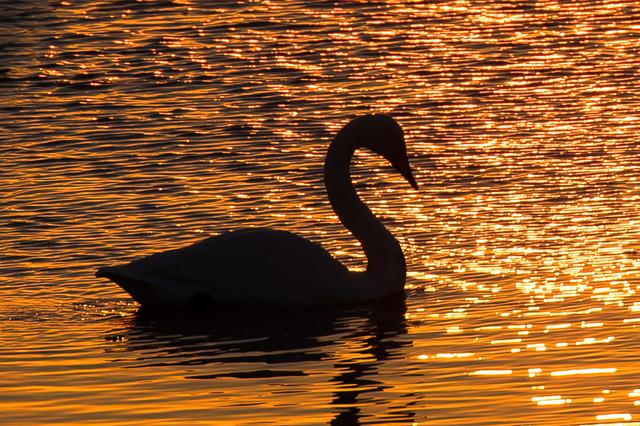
xmin=107 ymin=299 xmax=414 ymax=424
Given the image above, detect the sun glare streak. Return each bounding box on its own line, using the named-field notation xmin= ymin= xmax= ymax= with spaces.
xmin=550 ymin=368 xmax=617 ymax=377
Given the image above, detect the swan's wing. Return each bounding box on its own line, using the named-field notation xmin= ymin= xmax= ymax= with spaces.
xmin=97 ymin=228 xmax=351 ymax=307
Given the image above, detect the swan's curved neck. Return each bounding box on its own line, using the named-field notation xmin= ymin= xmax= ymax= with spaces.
xmin=324 ymin=132 xmax=406 ymax=294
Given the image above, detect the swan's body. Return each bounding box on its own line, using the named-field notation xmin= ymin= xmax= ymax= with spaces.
xmin=96 ymin=114 xmax=418 ymax=308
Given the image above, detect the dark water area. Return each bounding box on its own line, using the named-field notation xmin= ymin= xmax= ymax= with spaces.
xmin=1 ymin=1 xmax=640 ymax=424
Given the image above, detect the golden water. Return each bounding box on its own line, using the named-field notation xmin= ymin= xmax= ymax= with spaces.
xmin=1 ymin=1 xmax=639 ymax=424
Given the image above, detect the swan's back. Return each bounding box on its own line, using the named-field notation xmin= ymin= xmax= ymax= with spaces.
xmin=97 ymin=228 xmax=351 ymax=308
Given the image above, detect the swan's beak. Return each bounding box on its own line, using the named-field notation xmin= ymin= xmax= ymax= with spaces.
xmin=392 ymin=157 xmax=419 ymax=190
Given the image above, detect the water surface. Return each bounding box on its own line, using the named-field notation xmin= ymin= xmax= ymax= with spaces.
xmin=2 ymin=1 xmax=640 ymax=424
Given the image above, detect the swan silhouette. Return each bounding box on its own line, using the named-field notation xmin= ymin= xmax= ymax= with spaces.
xmin=96 ymin=114 xmax=418 ymax=308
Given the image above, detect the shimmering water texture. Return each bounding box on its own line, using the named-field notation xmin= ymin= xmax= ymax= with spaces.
xmin=2 ymin=0 xmax=640 ymax=424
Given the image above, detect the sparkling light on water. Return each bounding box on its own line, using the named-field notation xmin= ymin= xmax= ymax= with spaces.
xmin=1 ymin=0 xmax=640 ymax=424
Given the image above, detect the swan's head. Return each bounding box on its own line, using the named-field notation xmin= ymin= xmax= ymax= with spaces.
xmin=342 ymin=114 xmax=418 ymax=190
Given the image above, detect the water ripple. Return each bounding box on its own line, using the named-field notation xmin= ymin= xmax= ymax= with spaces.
xmin=2 ymin=0 xmax=640 ymax=424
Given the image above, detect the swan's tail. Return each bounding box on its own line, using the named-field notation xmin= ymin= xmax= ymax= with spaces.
xmin=96 ymin=266 xmax=206 ymax=309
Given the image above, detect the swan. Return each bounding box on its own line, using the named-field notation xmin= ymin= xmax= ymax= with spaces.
xmin=96 ymin=114 xmax=419 ymax=309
